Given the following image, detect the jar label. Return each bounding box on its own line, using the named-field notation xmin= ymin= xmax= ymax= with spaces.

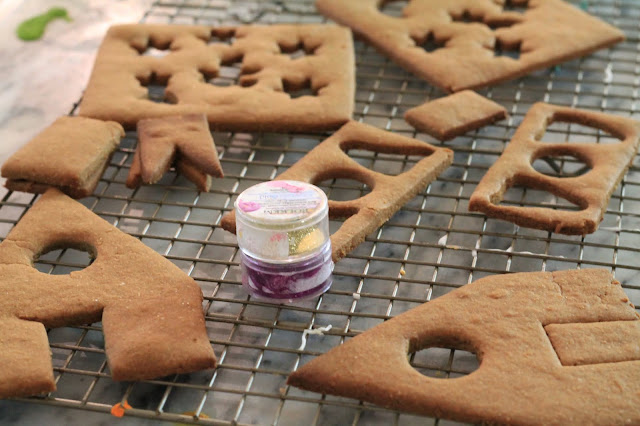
xmin=237 ymin=180 xmax=326 ymax=224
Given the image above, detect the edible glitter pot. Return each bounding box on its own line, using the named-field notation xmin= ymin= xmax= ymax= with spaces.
xmin=235 ymin=180 xmax=333 ymax=302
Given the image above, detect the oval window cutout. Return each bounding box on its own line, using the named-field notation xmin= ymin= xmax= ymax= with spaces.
xmin=410 ymin=346 xmax=480 ymax=379
xmin=532 ymin=155 xmax=591 ymax=178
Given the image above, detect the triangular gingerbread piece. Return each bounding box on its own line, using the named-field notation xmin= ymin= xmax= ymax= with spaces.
xmin=126 ymin=114 xmax=223 ymax=191
xmin=0 ymin=189 xmax=216 ymax=398
xmin=288 ymin=269 xmax=640 ymax=424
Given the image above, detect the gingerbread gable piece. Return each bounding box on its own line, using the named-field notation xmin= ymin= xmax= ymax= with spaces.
xmin=316 ymin=0 xmax=624 ymax=92
xmin=0 ymin=189 xmax=216 ymax=398
xmin=288 ymin=269 xmax=640 ymax=424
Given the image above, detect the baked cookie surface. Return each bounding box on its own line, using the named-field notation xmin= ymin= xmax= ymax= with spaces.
xmin=220 ymin=121 xmax=453 ymax=262
xmin=316 ymin=0 xmax=624 ymax=92
xmin=288 ymin=269 xmax=640 ymax=425
xmin=126 ymin=113 xmax=223 ymax=191
xmin=78 ymin=24 xmax=354 ymax=131
xmin=0 ymin=189 xmax=216 ymax=398
xmin=404 ymin=90 xmax=507 ymax=140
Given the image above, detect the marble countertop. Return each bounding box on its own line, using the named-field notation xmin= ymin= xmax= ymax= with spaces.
xmin=0 ymin=0 xmax=151 ymax=167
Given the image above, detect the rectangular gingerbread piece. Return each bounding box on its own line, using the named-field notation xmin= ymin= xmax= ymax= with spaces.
xmin=404 ymin=90 xmax=507 ymax=141
xmin=468 ymin=103 xmax=640 ymax=234
xmin=78 ymin=24 xmax=355 ymax=132
xmin=1 ymin=116 xmax=124 ymax=198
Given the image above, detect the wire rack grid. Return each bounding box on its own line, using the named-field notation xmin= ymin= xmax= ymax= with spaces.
xmin=1 ymin=0 xmax=640 ymax=424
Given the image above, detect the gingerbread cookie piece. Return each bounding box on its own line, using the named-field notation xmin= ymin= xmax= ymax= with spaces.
xmin=126 ymin=114 xmax=223 ymax=191
xmin=288 ymin=269 xmax=640 ymax=424
xmin=78 ymin=24 xmax=354 ymax=131
xmin=316 ymin=0 xmax=624 ymax=92
xmin=220 ymin=121 xmax=453 ymax=262
xmin=1 ymin=116 xmax=124 ymax=198
xmin=468 ymin=103 xmax=640 ymax=234
xmin=0 ymin=189 xmax=216 ymax=398
xmin=404 ymin=90 xmax=507 ymax=141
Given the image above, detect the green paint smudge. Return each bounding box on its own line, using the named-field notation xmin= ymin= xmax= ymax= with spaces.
xmin=16 ymin=7 xmax=72 ymax=41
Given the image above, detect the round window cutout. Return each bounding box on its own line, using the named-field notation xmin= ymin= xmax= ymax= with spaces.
xmin=34 ymin=247 xmax=95 ymax=275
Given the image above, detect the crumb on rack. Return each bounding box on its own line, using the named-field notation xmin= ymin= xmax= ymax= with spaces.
xmin=298 ymin=324 xmax=333 ymax=351
xmin=110 ymin=400 xmax=132 ymax=418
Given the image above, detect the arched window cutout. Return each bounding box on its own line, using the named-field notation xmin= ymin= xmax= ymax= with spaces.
xmin=208 ymin=29 xmax=236 ymax=45
xmin=136 ymin=75 xmax=173 ymax=104
xmin=503 ymin=0 xmax=529 ymax=14
xmin=283 ymin=78 xmax=317 ymax=98
xmin=493 ymin=40 xmax=521 ymax=60
xmin=413 ymin=33 xmax=447 ymax=54
xmin=209 ymin=62 xmax=243 ymax=87
xmin=279 ymin=41 xmax=316 ymax=59
xmin=35 ymin=247 xmax=95 ymax=275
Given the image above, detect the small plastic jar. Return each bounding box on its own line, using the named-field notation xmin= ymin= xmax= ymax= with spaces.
xmin=235 ymin=180 xmax=333 ymax=302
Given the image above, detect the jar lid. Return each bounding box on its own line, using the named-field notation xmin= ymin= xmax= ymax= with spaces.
xmin=235 ymin=180 xmax=328 ymax=230
xmin=234 ymin=181 xmax=331 ymax=262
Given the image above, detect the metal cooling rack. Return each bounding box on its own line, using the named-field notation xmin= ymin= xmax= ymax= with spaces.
xmin=2 ymin=0 xmax=640 ymax=424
